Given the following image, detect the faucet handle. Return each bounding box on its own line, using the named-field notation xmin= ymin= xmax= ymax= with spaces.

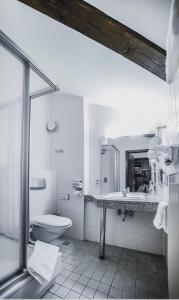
xmin=122 ymin=189 xmax=127 ymax=197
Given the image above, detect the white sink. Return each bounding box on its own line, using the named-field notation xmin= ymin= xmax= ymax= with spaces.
xmin=104 ymin=192 xmax=146 ymax=201
xmin=125 ymin=192 xmax=146 ymax=198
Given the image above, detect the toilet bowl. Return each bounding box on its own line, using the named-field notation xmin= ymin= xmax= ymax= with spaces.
xmin=31 ymin=214 xmax=72 ymax=243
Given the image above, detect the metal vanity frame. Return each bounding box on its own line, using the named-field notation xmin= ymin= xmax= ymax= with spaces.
xmin=85 ymin=195 xmax=159 ymax=259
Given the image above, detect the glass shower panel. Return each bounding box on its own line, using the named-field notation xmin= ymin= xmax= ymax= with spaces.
xmin=0 ymin=45 xmax=23 ymax=282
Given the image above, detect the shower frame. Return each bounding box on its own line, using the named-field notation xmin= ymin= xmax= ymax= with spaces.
xmin=0 ymin=30 xmax=59 ymax=292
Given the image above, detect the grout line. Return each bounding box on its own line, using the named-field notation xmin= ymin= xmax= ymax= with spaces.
xmin=49 ymin=239 xmax=167 ymax=299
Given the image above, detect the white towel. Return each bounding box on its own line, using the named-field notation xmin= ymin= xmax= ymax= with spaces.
xmin=27 ymin=241 xmax=60 ymax=285
xmin=166 ymin=0 xmax=179 ymax=83
xmin=153 ymin=201 xmax=168 ymax=234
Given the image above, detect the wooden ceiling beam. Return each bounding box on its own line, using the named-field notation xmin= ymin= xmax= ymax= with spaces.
xmin=18 ymin=0 xmax=166 ymax=80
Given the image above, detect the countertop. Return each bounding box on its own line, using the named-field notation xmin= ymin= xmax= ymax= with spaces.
xmin=84 ymin=193 xmax=160 ymax=212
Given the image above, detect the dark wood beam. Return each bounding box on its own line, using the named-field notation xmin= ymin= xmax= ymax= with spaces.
xmin=18 ymin=0 xmax=166 ymax=80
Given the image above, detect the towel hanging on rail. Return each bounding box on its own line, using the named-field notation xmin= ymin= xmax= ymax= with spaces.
xmin=153 ymin=201 xmax=168 ymax=234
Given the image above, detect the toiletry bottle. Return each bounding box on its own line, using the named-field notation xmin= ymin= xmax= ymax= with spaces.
xmin=126 ymin=187 xmax=130 ymax=193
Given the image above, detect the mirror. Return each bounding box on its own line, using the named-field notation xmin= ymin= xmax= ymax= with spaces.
xmin=126 ymin=150 xmax=151 ymax=192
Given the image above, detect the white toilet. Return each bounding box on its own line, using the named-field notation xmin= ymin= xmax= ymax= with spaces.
xmin=31 ymin=214 xmax=72 ymax=243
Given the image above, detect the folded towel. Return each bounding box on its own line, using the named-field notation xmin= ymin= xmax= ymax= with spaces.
xmin=153 ymin=201 xmax=168 ymax=234
xmin=166 ymin=0 xmax=179 ymax=83
xmin=27 ymin=240 xmax=60 ymax=285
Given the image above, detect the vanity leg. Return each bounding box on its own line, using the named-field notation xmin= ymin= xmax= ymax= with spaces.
xmin=99 ymin=207 xmax=106 ymax=259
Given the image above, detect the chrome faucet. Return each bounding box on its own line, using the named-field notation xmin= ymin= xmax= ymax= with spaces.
xmin=122 ymin=210 xmax=126 ymax=221
xmin=122 ymin=189 xmax=127 ymax=197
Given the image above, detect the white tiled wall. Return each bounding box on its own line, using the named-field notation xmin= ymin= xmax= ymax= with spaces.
xmin=50 ymin=94 xmax=85 ymax=240
xmin=85 ymin=202 xmax=163 ymax=255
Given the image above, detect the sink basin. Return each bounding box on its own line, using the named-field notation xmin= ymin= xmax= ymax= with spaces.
xmin=104 ymin=192 xmax=147 ymax=201
xmin=125 ymin=192 xmax=146 ymax=198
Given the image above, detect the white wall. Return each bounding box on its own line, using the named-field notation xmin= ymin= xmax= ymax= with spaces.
xmin=86 ymin=0 xmax=171 ymax=49
xmin=30 ymin=170 xmax=56 ymax=219
xmin=30 ymin=96 xmax=56 ymax=219
xmin=85 ymin=128 xmax=163 ymax=254
xmin=30 ymin=96 xmax=51 ymax=172
xmin=29 ymin=93 xmax=85 ymax=241
xmin=50 ymin=94 xmax=85 ymax=240
xmin=84 ymin=101 xmax=90 ymax=194
xmin=163 ymin=71 xmax=179 ymax=297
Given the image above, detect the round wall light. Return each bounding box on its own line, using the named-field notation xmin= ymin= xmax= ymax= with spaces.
xmin=46 ymin=121 xmax=58 ymax=132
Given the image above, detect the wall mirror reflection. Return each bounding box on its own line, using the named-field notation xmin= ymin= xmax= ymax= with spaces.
xmin=126 ymin=150 xmax=151 ymax=192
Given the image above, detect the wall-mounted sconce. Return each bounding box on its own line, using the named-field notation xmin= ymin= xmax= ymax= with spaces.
xmin=46 ymin=121 xmax=58 ymax=132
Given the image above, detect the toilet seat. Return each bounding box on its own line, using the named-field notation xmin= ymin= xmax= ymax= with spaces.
xmin=31 ymin=214 xmax=72 ymax=228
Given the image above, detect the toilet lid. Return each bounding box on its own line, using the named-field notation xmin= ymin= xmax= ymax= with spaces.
xmin=31 ymin=214 xmax=72 ymax=228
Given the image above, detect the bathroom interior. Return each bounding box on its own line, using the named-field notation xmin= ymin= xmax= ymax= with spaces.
xmin=1 ymin=0 xmax=179 ymax=299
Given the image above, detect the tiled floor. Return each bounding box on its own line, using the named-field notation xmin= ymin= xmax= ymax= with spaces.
xmin=42 ymin=237 xmax=168 ymax=299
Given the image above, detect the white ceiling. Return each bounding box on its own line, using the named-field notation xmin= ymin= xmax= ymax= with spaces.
xmin=86 ymin=0 xmax=171 ymax=49
xmin=0 ymin=0 xmax=170 ymax=135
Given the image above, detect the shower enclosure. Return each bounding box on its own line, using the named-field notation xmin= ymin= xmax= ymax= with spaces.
xmin=0 ymin=30 xmax=58 ymax=293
